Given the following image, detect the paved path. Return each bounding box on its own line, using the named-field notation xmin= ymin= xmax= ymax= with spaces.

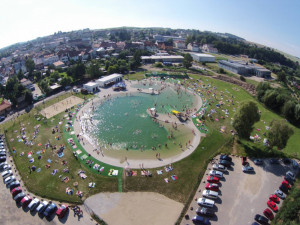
xmin=73 ymin=80 xmax=205 ymax=169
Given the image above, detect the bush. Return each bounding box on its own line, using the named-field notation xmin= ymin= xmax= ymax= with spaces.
xmin=218 ymin=68 xmax=226 ymax=74
xmin=240 ymin=76 xmax=246 ymax=82
xmin=154 ymin=62 xmax=163 ymax=68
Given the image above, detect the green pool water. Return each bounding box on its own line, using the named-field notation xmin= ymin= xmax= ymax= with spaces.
xmin=89 ymin=84 xmax=196 ymax=153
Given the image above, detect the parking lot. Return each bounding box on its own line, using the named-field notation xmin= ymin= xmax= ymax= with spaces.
xmin=181 ymin=156 xmax=298 ymax=225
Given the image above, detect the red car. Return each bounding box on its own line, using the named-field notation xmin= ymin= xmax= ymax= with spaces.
xmin=241 ymin=156 xmax=248 ymax=166
xmin=269 ymin=194 xmax=279 ymax=203
xmin=263 ymin=208 xmax=274 ymax=220
xmin=11 ymin=187 xmax=22 ymax=197
xmin=205 ymin=183 xmax=219 ymax=191
xmin=56 ymin=204 xmax=69 ymax=218
xmin=21 ymin=195 xmax=32 ymax=208
xmin=282 ymin=180 xmax=291 ymax=189
xmin=267 ymin=200 xmax=278 ymax=212
xmin=206 ymin=175 xmax=219 ymax=183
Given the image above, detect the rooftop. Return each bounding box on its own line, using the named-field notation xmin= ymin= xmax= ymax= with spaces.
xmin=191 ymin=53 xmax=215 ymax=58
xmin=97 ymin=73 xmax=123 ymax=82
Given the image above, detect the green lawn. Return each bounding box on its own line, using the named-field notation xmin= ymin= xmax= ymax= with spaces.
xmin=2 ymin=93 xmax=118 ymax=203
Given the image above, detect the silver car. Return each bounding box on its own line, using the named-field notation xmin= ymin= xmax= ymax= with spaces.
xmin=4 ymin=175 xmax=16 ymax=184
xmin=212 ymin=164 xmax=227 ymax=172
xmin=209 ymin=170 xmax=223 ymax=178
xmin=1 ymin=170 xmax=12 ymax=179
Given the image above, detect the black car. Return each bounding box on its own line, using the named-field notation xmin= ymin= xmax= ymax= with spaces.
xmin=254 ymin=214 xmax=269 ymax=225
xmin=282 ymin=158 xmax=291 ymax=164
xmin=9 ymin=181 xmax=20 ymax=190
xmin=43 ymin=203 xmax=57 ymax=218
xmin=254 ymin=159 xmax=263 ymax=165
xmin=220 ymin=154 xmax=232 ymax=162
xmin=196 ymin=207 xmax=215 ymax=217
xmin=284 ymin=175 xmax=294 ymax=185
xmin=270 ymin=158 xmax=280 ymax=164
xmin=14 ymin=192 xmax=26 ymax=203
xmin=0 ymin=156 xmax=6 ymax=162
xmin=218 ymin=159 xmax=231 ymax=167
xmin=279 ymin=184 xmax=289 ymax=193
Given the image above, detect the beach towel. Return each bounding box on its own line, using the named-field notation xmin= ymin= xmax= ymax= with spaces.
xmin=171 ymin=175 xmax=178 ymax=181
xmin=157 ymin=170 xmax=163 ymax=175
xmin=76 ymin=150 xmax=82 ymax=155
xmin=89 ymin=182 xmax=96 ymax=188
xmin=47 ymin=159 xmax=52 ymax=163
xmin=99 ymin=167 xmax=104 ymax=172
xmin=80 ymin=154 xmax=88 ymax=160
xmin=108 ymin=169 xmax=114 ymax=176
xmin=164 ymin=178 xmax=169 ymax=183
xmin=57 ymin=152 xmax=64 ymax=158
xmin=72 ymin=145 xmax=77 ymax=149
xmin=132 ymin=170 xmax=137 ymax=176
xmin=112 ymin=170 xmax=118 ymax=176
xmin=79 ymin=173 xmax=87 ymax=179
xmin=51 ymin=169 xmax=58 ymax=175
xmin=93 ymin=164 xmax=100 ymax=170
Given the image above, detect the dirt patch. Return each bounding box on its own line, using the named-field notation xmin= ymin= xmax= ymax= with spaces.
xmin=40 ymin=96 xmax=83 ymax=118
xmin=84 ymin=192 xmax=183 ymax=225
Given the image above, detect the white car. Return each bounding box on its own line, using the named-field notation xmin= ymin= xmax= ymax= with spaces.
xmin=202 ymin=190 xmax=218 ymax=199
xmin=1 ymin=170 xmax=12 ymax=179
xmin=2 ymin=164 xmax=11 ymax=171
xmin=197 ymin=198 xmax=215 ymax=208
xmin=28 ymin=198 xmax=40 ymax=211
xmin=212 ymin=164 xmax=227 ymax=172
xmin=209 ymin=170 xmax=223 ymax=178
xmin=0 ymin=162 xmax=8 ymax=169
xmin=36 ymin=200 xmax=48 ymax=213
xmin=4 ymin=175 xmax=16 ymax=184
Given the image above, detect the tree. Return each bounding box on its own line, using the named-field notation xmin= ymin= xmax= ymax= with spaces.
xmin=25 ymin=58 xmax=35 ymax=75
xmin=17 ymin=70 xmax=24 ymax=80
xmin=24 ymin=89 xmax=33 ymax=105
xmin=183 ymin=53 xmax=193 ymax=69
xmin=263 ymin=90 xmax=279 ymax=109
xmin=59 ymin=76 xmax=72 ymax=87
xmin=87 ymin=63 xmax=102 ymax=79
xmin=277 ymin=71 xmax=287 ymax=83
xmin=267 ymin=120 xmax=294 ymax=149
xmin=295 ymin=104 xmax=300 ymax=121
xmin=232 ymin=101 xmax=260 ymax=139
xmin=282 ymin=100 xmax=296 ymax=121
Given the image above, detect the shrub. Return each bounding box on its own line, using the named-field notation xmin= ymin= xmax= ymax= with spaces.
xmin=240 ymin=76 xmax=246 ymax=82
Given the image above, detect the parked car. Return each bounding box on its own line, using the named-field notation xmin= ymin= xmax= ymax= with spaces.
xmin=218 ymin=159 xmax=231 ymax=167
xmin=11 ymin=187 xmax=22 ymax=197
xmin=254 ymin=159 xmax=263 ymax=165
xmin=0 ymin=116 xmax=5 ymax=122
xmin=0 ymin=156 xmax=6 ymax=163
xmin=2 ymin=164 xmax=11 ymax=171
xmin=202 ymin=190 xmax=219 ymax=199
xmin=207 ymin=175 xmax=219 ymax=183
xmin=254 ymin=214 xmax=269 ymax=225
xmin=274 ymin=189 xmax=286 ymax=199
xmin=43 ymin=203 xmax=57 ymax=218
xmin=197 ymin=198 xmax=215 ymax=208
xmin=263 ymin=208 xmax=274 ymax=220
xmin=267 ymin=200 xmax=278 ymax=212
xmin=196 ymin=207 xmax=215 ymax=217
xmin=36 ymin=200 xmax=49 ymax=214
xmin=56 ymin=204 xmax=69 ymax=218
xmin=4 ymin=175 xmax=16 ymax=185
xmin=14 ymin=192 xmax=26 ymax=203
xmin=192 ymin=215 xmax=210 ymax=225
xmin=292 ymin=159 xmax=299 ymax=169
xmin=212 ymin=164 xmax=227 ymax=172
xmin=205 ymin=183 xmax=219 ymax=192
xmin=269 ymin=194 xmax=279 ymax=203
xmin=284 ymin=175 xmax=294 ymax=185
xmin=9 ymin=181 xmax=20 ymax=190
xmin=282 ymin=158 xmax=291 ymax=164
xmin=279 ymin=184 xmax=289 ymax=193
xmin=21 ymin=195 xmax=32 ymax=208
xmin=270 ymin=158 xmax=279 ymax=164
xmin=0 ymin=162 xmax=8 ymax=169
xmin=209 ymin=170 xmax=223 ymax=178
xmin=220 ymin=154 xmax=232 ymax=162
xmin=286 ymin=171 xmax=296 ymax=181
xmin=282 ymin=180 xmax=291 ymax=189
xmin=28 ymin=198 xmax=40 ymax=211
xmin=2 ymin=170 xmax=12 ymax=179
xmin=242 ymin=165 xmax=254 ymax=173
xmin=241 ymin=156 xmax=248 ymax=165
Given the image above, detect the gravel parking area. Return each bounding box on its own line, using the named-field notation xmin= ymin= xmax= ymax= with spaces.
xmin=181 ymin=156 xmax=298 ymax=225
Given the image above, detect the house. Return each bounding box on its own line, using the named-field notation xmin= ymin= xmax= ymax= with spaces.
xmin=174 ymin=40 xmax=186 ymax=49
xmin=20 ymin=78 xmax=35 ymax=91
xmin=68 ymin=50 xmax=81 ymax=62
xmin=190 ymin=53 xmax=216 ymax=62
xmin=0 ymin=99 xmax=12 ymax=116
xmin=116 ymin=42 xmax=126 ymax=51
xmin=96 ymin=74 xmax=123 ymax=87
xmin=53 ymin=61 xmax=65 ymax=68
xmin=202 ymin=44 xmax=218 ymax=54
xmin=43 ymin=54 xmax=59 ymax=66
xmin=187 ymin=43 xmax=199 ymax=52
xmin=144 ymin=41 xmax=158 ymax=53
xmin=157 ymin=42 xmax=173 ymax=51
xmin=83 ymin=82 xmax=99 ymax=93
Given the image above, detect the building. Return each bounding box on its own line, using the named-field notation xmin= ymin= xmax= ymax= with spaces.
xmin=190 ymin=53 xmax=216 ymax=62
xmin=0 ymin=99 xmax=12 ymax=116
xmin=83 ymin=82 xmax=99 ymax=93
xmin=174 ymin=40 xmax=186 ymax=49
xmin=96 ymin=73 xmax=123 ymax=87
xmin=20 ymin=78 xmax=35 ymax=91
xmin=53 ymin=61 xmax=65 ymax=68
xmin=141 ymin=55 xmax=184 ymax=64
xmin=43 ymin=54 xmax=59 ymax=66
xmin=202 ymin=44 xmax=218 ymax=54
xmin=187 ymin=43 xmax=199 ymax=52
xmin=218 ymin=60 xmax=271 ymax=78
xmin=153 ymin=35 xmax=186 ymax=42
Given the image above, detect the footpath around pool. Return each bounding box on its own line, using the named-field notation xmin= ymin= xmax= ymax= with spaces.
xmin=63 ymin=98 xmax=123 ymax=192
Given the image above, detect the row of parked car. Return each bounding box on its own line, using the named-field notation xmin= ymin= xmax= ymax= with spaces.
xmin=191 ymin=154 xmax=233 ymax=225
xmin=253 ymin=170 xmax=296 ymax=225
xmin=0 ymin=136 xmax=69 ymax=220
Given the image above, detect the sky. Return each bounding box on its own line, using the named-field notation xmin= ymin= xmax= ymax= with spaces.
xmin=1 ymin=0 xmax=300 ymax=58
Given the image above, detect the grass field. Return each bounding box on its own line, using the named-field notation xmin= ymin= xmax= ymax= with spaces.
xmin=2 ymin=93 xmax=118 ymax=203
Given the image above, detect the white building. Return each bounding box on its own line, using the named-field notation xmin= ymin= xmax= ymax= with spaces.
xmin=141 ymin=55 xmax=184 ymax=64
xmin=83 ymin=82 xmax=99 ymax=93
xmin=202 ymin=44 xmax=218 ymax=54
xmin=174 ymin=40 xmax=186 ymax=49
xmin=96 ymin=73 xmax=123 ymax=87
xmin=187 ymin=43 xmax=199 ymax=52
xmin=43 ymin=54 xmax=59 ymax=66
xmin=190 ymin=53 xmax=216 ymax=62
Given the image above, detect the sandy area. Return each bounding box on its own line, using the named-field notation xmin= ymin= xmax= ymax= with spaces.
xmin=40 ymin=96 xmax=84 ymax=118
xmin=84 ymin=192 xmax=183 ymax=225
xmin=73 ymin=80 xmax=205 ymax=169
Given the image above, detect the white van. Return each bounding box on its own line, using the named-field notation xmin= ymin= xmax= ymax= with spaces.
xmin=202 ymin=190 xmax=219 ymax=199
xmin=197 ymin=198 xmax=215 ymax=208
